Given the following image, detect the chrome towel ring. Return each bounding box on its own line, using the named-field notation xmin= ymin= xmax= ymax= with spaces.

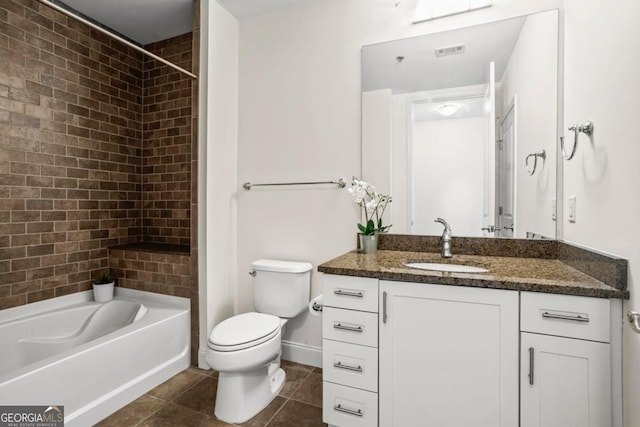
xmin=561 ymin=120 xmax=593 ymax=160
xmin=525 ymin=150 xmax=546 ymax=176
xmin=628 ymin=311 xmax=640 ymax=334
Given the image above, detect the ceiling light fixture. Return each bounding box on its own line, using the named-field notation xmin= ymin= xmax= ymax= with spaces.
xmin=436 ymin=103 xmax=460 ymax=117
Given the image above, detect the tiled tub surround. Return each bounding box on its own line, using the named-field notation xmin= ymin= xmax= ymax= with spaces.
xmin=323 ymin=235 xmax=628 ymax=299
xmin=0 ymin=0 xmax=144 ymax=308
xmin=109 ymin=242 xmax=199 ymax=365
xmin=109 ymin=244 xmax=190 ymax=297
xmin=142 ymin=33 xmax=193 ymax=246
xmin=0 ymin=0 xmax=196 ymax=311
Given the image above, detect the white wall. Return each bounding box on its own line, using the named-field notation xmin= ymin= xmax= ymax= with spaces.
xmin=499 ymin=11 xmax=558 ymax=238
xmin=234 ymin=0 xmax=563 ymax=365
xmin=362 ymin=89 xmax=393 ymax=197
xmin=236 ymin=0 xmax=363 ymax=362
xmin=561 ymin=1 xmax=640 ymax=426
xmin=412 ymin=116 xmax=486 ymax=236
xmin=198 ymin=0 xmax=239 ymax=367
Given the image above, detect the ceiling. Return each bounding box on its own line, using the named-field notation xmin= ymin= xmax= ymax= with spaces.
xmin=216 ymin=0 xmax=315 ymax=20
xmin=362 ymin=15 xmax=527 ymax=94
xmin=60 ymin=0 xmax=194 ymax=45
xmin=56 ymin=0 xmax=313 ymax=46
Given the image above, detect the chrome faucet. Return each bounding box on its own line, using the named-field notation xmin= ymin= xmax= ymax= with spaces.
xmin=434 ymin=218 xmax=452 ymax=258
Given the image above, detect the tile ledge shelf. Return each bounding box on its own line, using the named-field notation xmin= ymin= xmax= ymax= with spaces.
xmin=109 ymin=242 xmax=191 ymax=255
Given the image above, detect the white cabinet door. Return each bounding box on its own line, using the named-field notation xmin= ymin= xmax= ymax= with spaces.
xmin=379 ymin=281 xmax=519 ymax=427
xmin=521 ymin=332 xmax=611 ymax=427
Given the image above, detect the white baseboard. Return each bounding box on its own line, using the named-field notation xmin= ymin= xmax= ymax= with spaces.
xmin=198 ymin=348 xmax=209 ymax=370
xmin=281 ymin=340 xmax=322 ymax=368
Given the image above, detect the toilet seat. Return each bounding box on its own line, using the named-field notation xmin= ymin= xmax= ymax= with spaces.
xmin=208 ymin=312 xmax=280 ymax=352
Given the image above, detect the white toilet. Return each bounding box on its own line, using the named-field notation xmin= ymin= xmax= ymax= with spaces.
xmin=205 ymin=259 xmax=312 ymax=423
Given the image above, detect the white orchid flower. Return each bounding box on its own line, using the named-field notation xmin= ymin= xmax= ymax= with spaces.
xmin=349 ymin=176 xmax=392 ymax=235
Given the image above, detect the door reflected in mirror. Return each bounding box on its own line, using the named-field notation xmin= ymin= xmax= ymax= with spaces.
xmin=362 ymin=10 xmax=559 ymax=239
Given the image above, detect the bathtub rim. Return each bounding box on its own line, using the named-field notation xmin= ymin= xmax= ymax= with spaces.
xmin=0 ymin=288 xmax=190 ymax=383
xmin=0 ymin=288 xmax=189 ymax=326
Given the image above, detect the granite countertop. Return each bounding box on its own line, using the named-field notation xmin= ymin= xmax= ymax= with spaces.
xmin=318 ymin=250 xmax=628 ymax=299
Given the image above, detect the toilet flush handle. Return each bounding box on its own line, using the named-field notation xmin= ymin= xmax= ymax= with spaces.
xmin=249 ymin=270 xmax=257 ymax=277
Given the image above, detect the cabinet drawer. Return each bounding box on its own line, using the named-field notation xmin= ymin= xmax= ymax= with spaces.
xmin=323 ymin=382 xmax=378 ymax=427
xmin=323 ymin=275 xmax=378 ymax=312
xmin=521 ymin=292 xmax=610 ymax=342
xmin=323 ymin=307 xmax=378 ymax=348
xmin=323 ymin=339 xmax=378 ymax=392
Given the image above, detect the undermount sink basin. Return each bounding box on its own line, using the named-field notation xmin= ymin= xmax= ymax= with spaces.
xmin=404 ymin=262 xmax=489 ymax=274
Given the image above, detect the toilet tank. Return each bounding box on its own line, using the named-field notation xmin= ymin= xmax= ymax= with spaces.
xmin=252 ymin=259 xmax=312 ymax=318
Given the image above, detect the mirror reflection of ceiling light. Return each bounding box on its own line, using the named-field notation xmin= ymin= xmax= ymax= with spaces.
xmin=436 ymin=103 xmax=460 ymax=116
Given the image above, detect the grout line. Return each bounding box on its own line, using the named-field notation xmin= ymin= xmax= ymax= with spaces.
xmin=264 ymin=364 xmax=316 ymax=426
xmin=130 ymin=395 xmax=168 ymax=427
xmin=287 ymin=371 xmax=323 ymax=409
xmin=262 ymin=397 xmax=287 ymax=427
xmin=167 ymin=372 xmax=210 ymax=404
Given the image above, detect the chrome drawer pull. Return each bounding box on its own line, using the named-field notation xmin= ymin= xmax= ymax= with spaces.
xmin=333 ymin=404 xmax=363 ymax=417
xmin=541 ymin=312 xmax=590 ymax=322
xmin=333 ymin=323 xmax=363 ymax=333
xmin=528 ymin=347 xmax=535 ymax=386
xmin=334 ymin=289 xmax=364 ymax=298
xmin=333 ymin=361 xmax=363 ymax=372
xmin=383 ymin=291 xmax=388 ymax=324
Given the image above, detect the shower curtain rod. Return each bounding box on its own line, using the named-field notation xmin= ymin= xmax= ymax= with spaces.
xmin=37 ymin=0 xmax=197 ymax=80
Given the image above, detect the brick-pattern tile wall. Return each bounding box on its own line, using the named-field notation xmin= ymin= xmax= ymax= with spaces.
xmin=142 ymin=34 xmax=192 ymax=246
xmin=0 ymin=0 xmax=143 ymax=309
xmin=109 ymin=248 xmax=190 ymax=298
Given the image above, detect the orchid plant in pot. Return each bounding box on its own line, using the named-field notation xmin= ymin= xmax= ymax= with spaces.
xmin=348 ymin=177 xmax=392 ymax=254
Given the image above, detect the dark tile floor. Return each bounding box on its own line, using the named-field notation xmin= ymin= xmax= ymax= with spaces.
xmin=95 ymin=361 xmax=326 ymax=427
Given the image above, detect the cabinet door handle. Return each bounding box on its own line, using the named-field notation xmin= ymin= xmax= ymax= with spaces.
xmin=383 ymin=291 xmax=388 ymax=324
xmin=333 ymin=323 xmax=363 ymax=333
xmin=541 ymin=311 xmax=590 ymax=322
xmin=528 ymin=347 xmax=535 ymax=386
xmin=333 ymin=361 xmax=363 ymax=372
xmin=334 ymin=289 xmax=364 ymax=298
xmin=333 ymin=404 xmax=363 ymax=417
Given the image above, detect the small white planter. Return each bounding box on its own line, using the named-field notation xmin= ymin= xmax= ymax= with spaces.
xmin=93 ymin=281 xmax=115 ymax=302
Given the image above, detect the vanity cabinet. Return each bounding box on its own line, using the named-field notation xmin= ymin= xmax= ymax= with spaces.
xmin=321 ymin=274 xmax=621 ymax=427
xmin=322 ymin=275 xmax=379 ymax=427
xmin=378 ymin=280 xmax=519 ymax=427
xmin=520 ymin=292 xmax=613 ymax=427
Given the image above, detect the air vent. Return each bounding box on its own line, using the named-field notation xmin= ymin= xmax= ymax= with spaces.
xmin=435 ymin=44 xmax=466 ymax=57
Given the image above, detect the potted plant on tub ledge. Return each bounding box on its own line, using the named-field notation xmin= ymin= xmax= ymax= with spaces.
xmin=348 ymin=177 xmax=392 ymax=254
xmin=92 ymin=273 xmax=116 ymax=302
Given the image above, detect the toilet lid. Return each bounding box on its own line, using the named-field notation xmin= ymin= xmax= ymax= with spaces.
xmin=208 ymin=312 xmax=280 ymax=352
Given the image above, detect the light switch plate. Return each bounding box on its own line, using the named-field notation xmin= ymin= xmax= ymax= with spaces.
xmin=568 ymin=196 xmax=576 ymax=222
xmin=551 ymin=198 xmax=557 ymax=221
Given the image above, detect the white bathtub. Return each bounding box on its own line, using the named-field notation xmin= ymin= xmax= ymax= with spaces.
xmin=0 ymin=288 xmax=190 ymax=426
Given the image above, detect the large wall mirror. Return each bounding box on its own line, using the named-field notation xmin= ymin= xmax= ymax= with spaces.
xmin=362 ymin=10 xmax=560 ymax=239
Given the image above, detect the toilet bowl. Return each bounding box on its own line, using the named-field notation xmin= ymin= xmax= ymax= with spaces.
xmin=206 ymin=313 xmax=288 ymax=423
xmin=207 ymin=313 xmax=283 ymax=372
xmin=206 ymin=259 xmax=312 ymax=424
